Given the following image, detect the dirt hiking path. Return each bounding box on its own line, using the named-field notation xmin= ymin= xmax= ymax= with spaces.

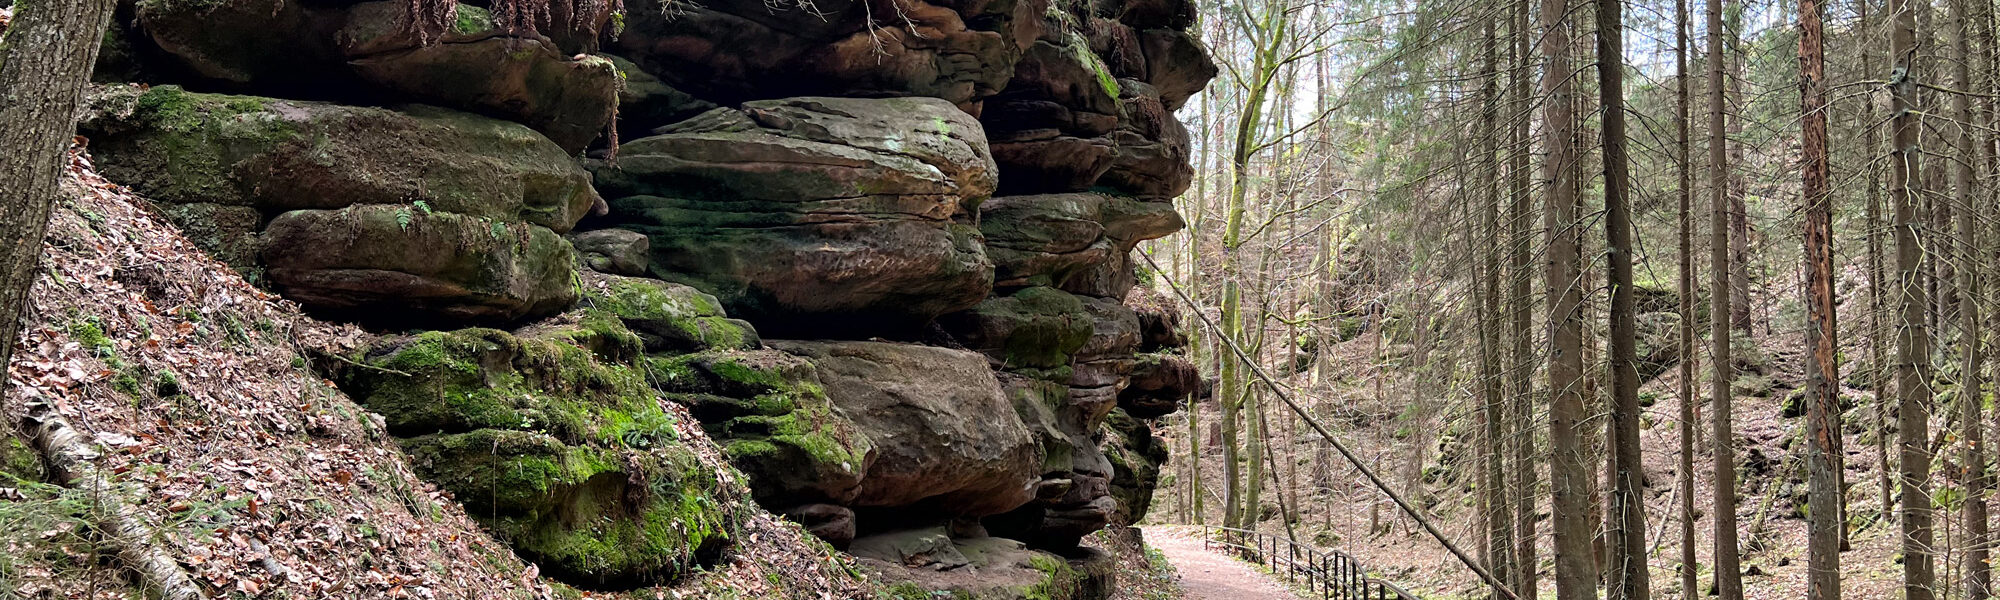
xmin=1141 ymin=527 xmax=1302 ymax=600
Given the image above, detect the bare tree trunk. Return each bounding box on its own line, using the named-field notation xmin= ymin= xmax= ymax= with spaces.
xmin=1726 ymin=40 xmax=1752 ymax=337
xmin=1540 ymin=0 xmax=1592 ymax=595
xmin=1510 ymin=0 xmax=1540 ymax=590
xmin=1798 ymin=0 xmax=1840 ymax=594
xmin=1952 ymin=0 xmax=1988 ymax=590
xmin=1674 ymin=0 xmax=1698 ymax=596
xmin=1706 ymin=0 xmax=1745 ymax=594
xmin=0 ymin=0 xmax=121 ymax=404
xmin=1889 ymin=0 xmax=1936 ymax=590
xmin=1478 ymin=15 xmax=1515 ymax=594
xmin=1860 ymin=0 xmax=1893 ymax=526
xmin=1597 ymin=0 xmax=1646 ymax=595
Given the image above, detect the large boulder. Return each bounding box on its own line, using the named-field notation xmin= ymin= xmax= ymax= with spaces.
xmin=81 ymin=86 xmax=599 ymax=233
xmin=1135 ymin=28 xmax=1215 ymax=110
xmin=939 ymin=286 xmax=1095 ymax=371
xmin=1119 ymin=353 xmax=1197 ymax=419
xmin=985 ymin=375 xmax=1115 ymax=550
xmin=771 ymin=341 xmax=1042 ymax=519
xmin=858 ymin=534 xmax=1110 ymax=600
xmin=613 ymin=0 xmax=1033 ymax=105
xmin=653 ymin=349 xmax=873 ymax=509
xmin=582 ymin=274 xmax=760 ymax=353
xmin=132 ymin=0 xmax=342 ymax=86
xmin=260 ymin=206 xmax=576 ymax=325
xmin=981 ymin=38 xmax=1123 ymax=194
xmin=338 ymin=322 xmax=745 ymax=589
xmin=1101 ymin=408 xmax=1166 ymax=525
xmin=336 ymin=2 xmax=621 ymax=152
xmin=596 ymin=96 xmax=998 ymax=335
xmin=1099 ymin=80 xmax=1194 ymax=198
xmin=125 ymin=0 xmax=618 ymax=152
xmin=980 ymin=193 xmax=1181 ymax=296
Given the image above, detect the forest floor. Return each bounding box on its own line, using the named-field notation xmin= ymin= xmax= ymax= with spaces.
xmin=1141 ymin=526 xmax=1303 ymax=600
xmin=1149 ymin=309 xmax=1917 ymax=599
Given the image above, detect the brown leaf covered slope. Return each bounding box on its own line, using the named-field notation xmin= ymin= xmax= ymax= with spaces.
xmin=1 ymin=147 xmax=878 ymax=599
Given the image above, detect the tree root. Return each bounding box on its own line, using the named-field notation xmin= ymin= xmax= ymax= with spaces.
xmin=20 ymin=398 xmax=209 ymax=600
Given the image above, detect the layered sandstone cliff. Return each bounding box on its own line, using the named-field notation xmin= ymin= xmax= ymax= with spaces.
xmin=77 ymin=0 xmax=1213 ymax=595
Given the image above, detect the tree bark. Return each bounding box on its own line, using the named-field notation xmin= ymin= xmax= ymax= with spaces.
xmin=1540 ymin=0 xmax=1592 ymax=595
xmin=1859 ymin=0 xmax=1893 ymax=526
xmin=1509 ymin=0 xmax=1539 ymax=591
xmin=1889 ymin=0 xmax=1936 ymax=591
xmin=1674 ymin=0 xmax=1698 ymax=596
xmin=1597 ymin=0 xmax=1646 ymax=596
xmin=1706 ymin=0 xmax=1745 ymax=594
xmin=0 ymin=0 xmax=121 ymax=406
xmin=1477 ymin=15 xmax=1514 ymax=594
xmin=1797 ymin=0 xmax=1840 ymax=594
xmin=1951 ymin=0 xmax=1988 ymax=590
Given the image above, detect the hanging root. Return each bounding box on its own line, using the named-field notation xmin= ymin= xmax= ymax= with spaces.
xmin=20 ymin=398 xmax=209 ymax=600
xmin=403 ymin=0 xmax=459 ymax=44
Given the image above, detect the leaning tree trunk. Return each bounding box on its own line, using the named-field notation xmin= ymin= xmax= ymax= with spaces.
xmin=0 ymin=0 xmax=119 ymax=399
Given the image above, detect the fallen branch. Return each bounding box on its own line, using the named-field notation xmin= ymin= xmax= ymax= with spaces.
xmin=20 ymin=398 xmax=209 ymax=600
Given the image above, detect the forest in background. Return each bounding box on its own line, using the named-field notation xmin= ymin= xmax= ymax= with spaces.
xmin=1143 ymin=0 xmax=2000 ymax=596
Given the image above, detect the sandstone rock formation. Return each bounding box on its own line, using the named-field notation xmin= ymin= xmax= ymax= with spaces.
xmin=87 ymin=0 xmax=1212 ymax=592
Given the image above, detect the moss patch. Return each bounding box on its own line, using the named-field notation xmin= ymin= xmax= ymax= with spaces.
xmin=401 ymin=428 xmax=742 ymax=587
xmin=582 ymin=275 xmax=757 ymax=353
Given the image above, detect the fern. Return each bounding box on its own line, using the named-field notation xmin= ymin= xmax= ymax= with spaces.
xmin=395 ymin=209 xmax=413 ymax=231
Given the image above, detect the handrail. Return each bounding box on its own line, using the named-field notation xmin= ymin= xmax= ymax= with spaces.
xmin=1187 ymin=524 xmax=1422 ymax=600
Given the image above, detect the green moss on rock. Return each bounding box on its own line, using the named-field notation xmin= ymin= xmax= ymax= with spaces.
xmin=583 ymin=275 xmax=759 ymax=353
xmin=401 ymin=428 xmax=742 ymax=587
xmin=651 ymin=350 xmax=871 ymax=506
xmin=343 ymin=323 xmax=671 ymax=449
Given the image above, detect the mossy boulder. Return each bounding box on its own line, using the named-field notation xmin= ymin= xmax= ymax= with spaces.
xmin=652 ymin=349 xmax=873 ymax=508
xmin=260 ymin=206 xmax=576 ymax=325
xmin=940 ymin=286 xmax=1095 ymax=370
xmin=1634 ymin=311 xmax=1683 ymax=382
xmin=581 ymin=274 xmax=759 ymax=353
xmin=341 ymin=319 xmax=744 ymax=588
xmin=862 ymin=535 xmax=1109 ymax=600
xmin=402 ymin=428 xmax=741 ymax=588
xmin=81 ymin=86 xmax=599 ymax=232
xmin=342 ymin=325 xmax=669 ymax=446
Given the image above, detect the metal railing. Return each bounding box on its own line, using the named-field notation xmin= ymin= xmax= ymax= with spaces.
xmin=1191 ymin=525 xmax=1421 ymax=600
